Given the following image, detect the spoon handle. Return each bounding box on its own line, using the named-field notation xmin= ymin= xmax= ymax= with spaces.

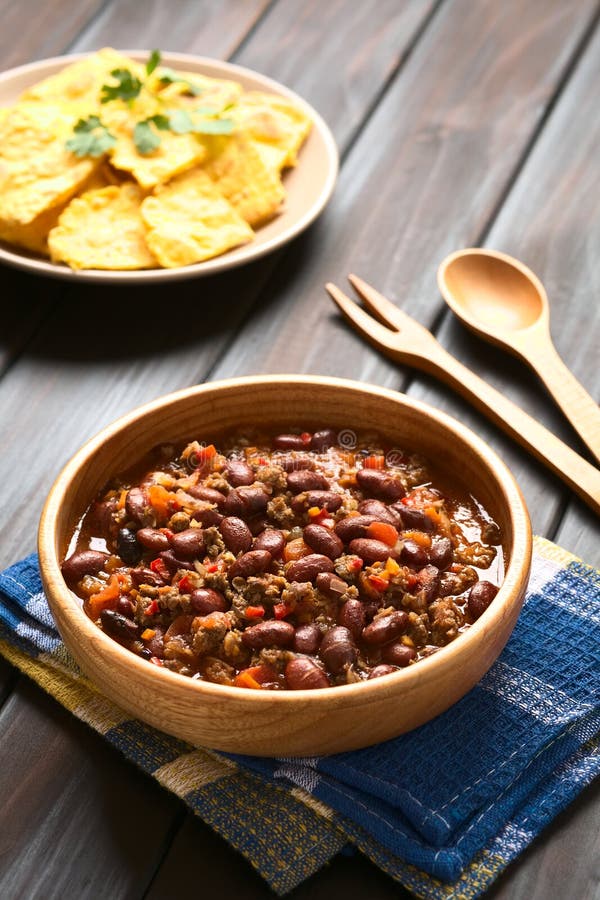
xmin=515 ymin=332 xmax=600 ymax=465
xmin=417 ymin=344 xmax=600 ymax=516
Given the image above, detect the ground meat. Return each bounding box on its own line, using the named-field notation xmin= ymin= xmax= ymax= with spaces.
xmin=203 ymin=472 xmax=229 ymax=492
xmin=454 ymin=540 xmax=496 ymax=569
xmin=334 ymin=554 xmax=363 ymax=583
xmin=429 ymin=598 xmax=464 ymax=645
xmin=203 ymin=526 xmax=226 ymax=557
xmin=167 ymin=510 xmax=191 ymax=532
xmin=257 ymin=646 xmax=294 ymax=672
xmin=200 ymin=656 xmax=235 ymax=685
xmin=191 ymin=612 xmax=230 ymax=655
xmin=242 ymin=574 xmax=287 ymax=607
xmin=407 ymin=611 xmax=430 ymax=647
xmin=438 ymin=566 xmax=478 ymax=597
xmin=254 ymin=464 xmax=287 ymax=492
xmin=267 ymin=494 xmax=297 ymax=527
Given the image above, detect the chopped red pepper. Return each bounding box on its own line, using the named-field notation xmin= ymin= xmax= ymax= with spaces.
xmin=300 ymin=432 xmax=312 ymax=444
xmin=273 ymin=602 xmax=292 ymax=620
xmin=160 ymin=528 xmax=174 ymax=540
xmin=369 ymin=574 xmax=389 ymax=592
xmin=245 ymin=605 xmax=265 ymax=619
xmin=178 ymin=574 xmax=193 ymax=593
xmin=205 ymin=563 xmax=219 ymax=573
xmin=150 ymin=557 xmax=171 ymax=581
xmin=349 ymin=557 xmax=364 ymax=571
xmin=363 ymin=454 xmax=385 ymax=470
xmin=150 ymin=656 xmax=164 ymax=667
xmin=145 ymin=599 xmax=160 ymax=616
xmin=194 ymin=444 xmax=217 ymax=471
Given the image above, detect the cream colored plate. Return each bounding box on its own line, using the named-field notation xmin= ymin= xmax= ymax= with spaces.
xmin=0 ymin=50 xmax=339 ymax=283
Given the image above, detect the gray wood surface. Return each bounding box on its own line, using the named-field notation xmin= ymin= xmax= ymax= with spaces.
xmin=0 ymin=1 xmax=598 ymax=898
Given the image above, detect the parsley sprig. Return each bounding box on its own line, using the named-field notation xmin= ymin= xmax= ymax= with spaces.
xmin=66 ymin=49 xmax=235 ymax=158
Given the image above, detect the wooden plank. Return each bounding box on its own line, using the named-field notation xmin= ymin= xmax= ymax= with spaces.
xmin=209 ymin=0 xmax=597 ymax=512
xmin=70 ymin=0 xmax=273 ymax=59
xmin=0 ymin=677 xmax=182 ymax=899
xmin=0 ymin=0 xmax=103 ymax=69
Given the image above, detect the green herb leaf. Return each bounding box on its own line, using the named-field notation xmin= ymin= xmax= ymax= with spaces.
xmin=191 ymin=117 xmax=235 ymax=135
xmin=167 ymin=109 xmax=194 ymax=134
xmin=146 ymin=49 xmax=161 ymax=76
xmin=158 ymin=67 xmax=204 ymax=96
xmin=133 ymin=114 xmax=170 ymax=154
xmin=100 ymin=68 xmax=143 ymax=104
xmin=66 ymin=115 xmax=117 ymax=157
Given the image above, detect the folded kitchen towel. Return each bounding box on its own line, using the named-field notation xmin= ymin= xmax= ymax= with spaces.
xmin=0 ymin=535 xmax=598 ymax=898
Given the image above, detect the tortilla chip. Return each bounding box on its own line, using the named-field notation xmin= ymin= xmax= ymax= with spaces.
xmin=0 ymin=102 xmax=101 ymax=227
xmin=231 ymin=91 xmax=312 ymax=169
xmin=149 ymin=67 xmax=242 ymax=112
xmin=104 ymin=105 xmax=207 ymax=189
xmin=48 ymin=182 xmax=157 ymax=270
xmin=202 ymin=134 xmax=285 ymax=227
xmin=141 ymin=168 xmax=253 ymax=267
xmin=20 ymin=48 xmax=145 ymax=109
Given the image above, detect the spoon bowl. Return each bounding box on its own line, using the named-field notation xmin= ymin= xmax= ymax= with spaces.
xmin=437 ymin=247 xmax=600 ymax=464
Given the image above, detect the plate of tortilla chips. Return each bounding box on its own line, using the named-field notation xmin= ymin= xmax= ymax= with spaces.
xmin=0 ymin=48 xmax=338 ymax=282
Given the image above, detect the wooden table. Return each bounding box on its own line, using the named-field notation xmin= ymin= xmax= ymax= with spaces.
xmin=1 ymin=1 xmax=598 ymax=897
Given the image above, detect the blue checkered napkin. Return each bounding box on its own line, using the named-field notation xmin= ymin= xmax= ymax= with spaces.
xmin=0 ymin=537 xmax=598 ymax=899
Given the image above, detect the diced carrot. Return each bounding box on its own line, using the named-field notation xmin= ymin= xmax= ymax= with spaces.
xmin=384 ymin=557 xmax=401 ymax=576
xmin=117 ymin=488 xmax=128 ymax=510
xmin=234 ymin=664 xmax=276 ymax=688
xmin=88 ymin=574 xmax=120 ymax=619
xmin=234 ymin=671 xmax=263 ymax=689
xmin=194 ymin=444 xmax=217 ymax=470
xmin=363 ymin=454 xmax=385 ymax=470
xmin=401 ymin=530 xmax=432 ymax=549
xmin=283 ymin=538 xmax=311 ymax=562
xmin=141 ymin=628 xmax=156 ymax=641
xmin=148 ymin=484 xmax=176 ymax=519
xmin=308 ymin=506 xmax=322 ymax=517
xmin=367 ymin=521 xmax=399 ymax=546
xmin=273 ymin=602 xmax=292 ymax=619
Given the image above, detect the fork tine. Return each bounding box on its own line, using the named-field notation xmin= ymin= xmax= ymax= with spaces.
xmin=325 ymin=282 xmax=399 ymax=352
xmin=348 ymin=273 xmax=413 ymax=332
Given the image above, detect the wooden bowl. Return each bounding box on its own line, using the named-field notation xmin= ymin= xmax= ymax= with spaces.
xmin=38 ymin=375 xmax=532 ymax=757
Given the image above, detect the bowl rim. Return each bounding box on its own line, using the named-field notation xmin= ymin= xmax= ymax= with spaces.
xmin=38 ymin=374 xmax=532 ymax=709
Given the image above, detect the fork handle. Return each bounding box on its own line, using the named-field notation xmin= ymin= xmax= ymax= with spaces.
xmin=418 ymin=344 xmax=600 ymax=516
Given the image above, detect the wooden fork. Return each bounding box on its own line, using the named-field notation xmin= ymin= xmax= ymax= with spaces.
xmin=326 ymin=275 xmax=600 ymax=516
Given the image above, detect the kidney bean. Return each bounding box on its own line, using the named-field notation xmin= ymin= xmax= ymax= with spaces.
xmin=392 ymin=504 xmax=434 ymax=532
xmin=247 ymin=515 xmax=270 ymax=536
xmin=416 ymin=565 xmax=441 ymax=601
xmin=382 ymin=641 xmax=417 ymax=667
xmin=362 ymin=610 xmax=408 ymax=645
xmin=225 ymin=458 xmax=255 ymax=487
xmin=253 ymin=529 xmax=285 ymax=558
xmin=116 ymin=597 xmax=135 ymax=617
xmin=285 ymin=658 xmax=330 ymax=690
xmin=362 ymin=599 xmax=383 ymax=622
xmin=61 ymin=550 xmax=109 ymax=584
xmin=125 ymin=486 xmax=150 ymax=524
xmin=136 ymin=527 xmax=170 ymax=553
xmin=338 ymin=599 xmax=365 ymax=639
xmin=356 ymin=468 xmax=405 ymax=501
xmin=293 ymin=623 xmax=322 ymax=654
xmin=286 ymin=554 xmax=334 ymax=583
xmin=130 ymin=566 xmax=165 ymax=587
xmin=159 ymin=550 xmax=197 ymax=572
xmin=467 ymin=581 xmax=499 ymax=620
xmin=368 ymin=664 xmax=398 ymax=679
xmin=319 ymin=626 xmax=357 ymax=673
xmin=428 ymin=536 xmax=453 ymax=570
xmin=310 ymin=428 xmax=338 ymax=452
xmin=170 ymin=528 xmax=205 ymax=559
xmin=220 ymin=516 xmax=253 ymax=554
xmin=116 ymin=528 xmax=142 ymax=566
xmin=100 ymin=609 xmax=140 ymax=641
xmin=291 ymin=490 xmax=342 ymax=514
xmin=187 ymin=485 xmax=226 ymax=507
xmin=88 ymin=499 xmax=117 ymax=534
xmin=229 ymin=549 xmax=272 ymax=580
xmin=358 ymin=499 xmax=402 ymax=526
xmin=190 ymin=588 xmax=228 ymax=614
xmin=241 ymin=620 xmax=295 ymax=649
xmin=334 ymin=514 xmax=378 ymax=542
xmin=315 ymin=571 xmax=349 ymax=598
xmin=349 ymin=538 xmax=399 ymax=564
xmin=273 ymin=434 xmax=311 ymax=451
xmin=193 ymin=507 xmax=224 ymax=528
xmin=287 ymin=469 xmax=329 ymax=492
xmin=146 ymin=628 xmax=165 ymax=659
xmin=303 ymin=524 xmax=344 ymax=559
xmin=224 ymin=485 xmax=269 ymax=518
xmin=400 ymin=539 xmax=428 ymax=569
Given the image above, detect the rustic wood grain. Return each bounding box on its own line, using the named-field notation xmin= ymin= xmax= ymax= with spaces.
xmin=0 ymin=0 xmax=103 ymax=68
xmin=0 ymin=678 xmax=182 ymax=899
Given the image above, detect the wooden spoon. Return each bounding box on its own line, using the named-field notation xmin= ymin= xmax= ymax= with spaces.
xmin=438 ymin=248 xmax=600 ymax=464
